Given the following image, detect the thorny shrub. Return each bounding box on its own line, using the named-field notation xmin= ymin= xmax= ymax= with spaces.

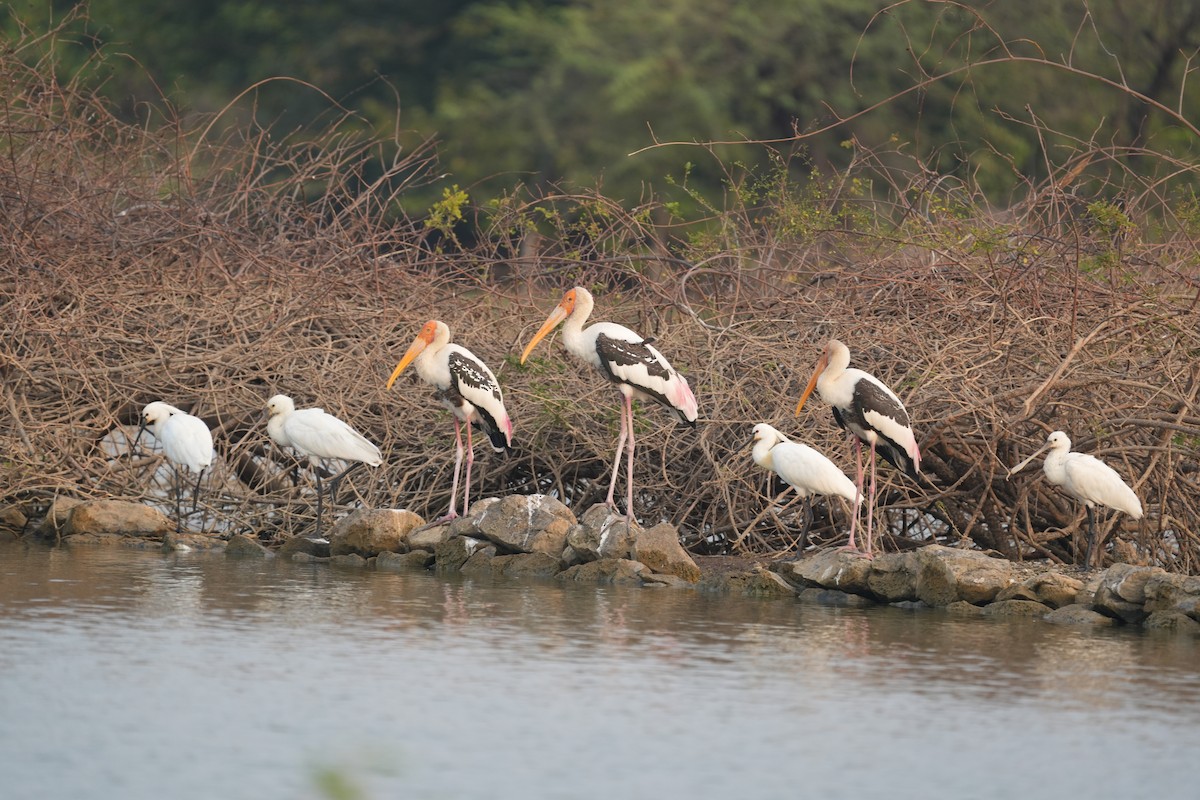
xmin=2 ymin=38 xmax=1200 ymax=574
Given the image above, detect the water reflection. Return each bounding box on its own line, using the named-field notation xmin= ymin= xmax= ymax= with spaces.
xmin=1 ymin=541 xmax=1198 ymax=800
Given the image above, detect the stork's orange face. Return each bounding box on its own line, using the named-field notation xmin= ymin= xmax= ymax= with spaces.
xmin=795 ymin=345 xmax=831 ymax=416
xmin=386 ymin=321 xmax=438 ymax=389
xmin=520 ymin=290 xmax=574 ymax=364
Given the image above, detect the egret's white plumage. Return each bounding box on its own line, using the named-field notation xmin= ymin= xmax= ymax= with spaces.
xmin=137 ymin=401 xmax=215 ymax=533
xmin=265 ymin=394 xmax=382 ymax=535
xmin=751 ymin=423 xmax=859 ymax=504
xmin=386 ymin=320 xmax=513 ymax=519
xmin=520 ymin=286 xmax=698 ymax=521
xmin=795 ymin=339 xmax=921 ymax=555
xmin=1009 ymin=430 xmax=1143 ymax=567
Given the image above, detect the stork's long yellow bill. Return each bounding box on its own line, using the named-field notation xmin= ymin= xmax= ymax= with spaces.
xmin=386 ymin=337 xmax=428 ymax=390
xmin=795 ymin=349 xmax=830 ymax=416
xmin=520 ymin=303 xmax=569 ymax=364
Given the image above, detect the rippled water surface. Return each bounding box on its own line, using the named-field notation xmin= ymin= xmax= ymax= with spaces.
xmin=2 ymin=542 xmax=1199 ymax=800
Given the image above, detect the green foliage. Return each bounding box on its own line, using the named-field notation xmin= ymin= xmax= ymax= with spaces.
xmin=425 ymin=184 xmax=470 ymax=244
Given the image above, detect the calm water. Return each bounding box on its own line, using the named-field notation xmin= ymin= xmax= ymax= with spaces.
xmin=1 ymin=543 xmax=1198 ymax=800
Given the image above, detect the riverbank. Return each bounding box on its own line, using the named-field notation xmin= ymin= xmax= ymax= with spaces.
xmin=9 ymin=494 xmax=1199 ymax=637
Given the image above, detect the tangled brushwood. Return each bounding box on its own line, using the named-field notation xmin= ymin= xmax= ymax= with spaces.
xmin=2 ymin=39 xmax=1200 ymax=574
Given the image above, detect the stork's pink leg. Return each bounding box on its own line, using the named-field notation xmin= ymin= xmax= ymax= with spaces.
xmin=446 ymin=418 xmax=464 ymax=520
xmin=844 ymin=436 xmax=864 ymax=551
xmin=865 ymin=439 xmax=879 ymax=556
xmin=624 ymin=393 xmax=636 ymax=522
xmin=605 ymin=396 xmax=629 ymax=507
xmin=463 ymin=420 xmax=475 ymax=516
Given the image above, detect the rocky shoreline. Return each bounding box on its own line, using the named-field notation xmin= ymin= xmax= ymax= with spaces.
xmin=6 ymin=494 xmax=1199 ymax=635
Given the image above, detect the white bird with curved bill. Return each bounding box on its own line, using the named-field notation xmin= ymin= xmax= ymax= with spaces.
xmin=265 ymin=394 xmax=382 ymax=537
xmin=134 ymin=401 xmax=215 ymax=534
xmin=795 ymin=338 xmax=921 ymax=556
xmin=751 ymin=423 xmax=861 ymax=551
xmin=520 ymin=286 xmax=698 ymax=523
xmin=1008 ymin=430 xmax=1143 ymax=568
xmin=386 ymin=319 xmax=514 ymax=520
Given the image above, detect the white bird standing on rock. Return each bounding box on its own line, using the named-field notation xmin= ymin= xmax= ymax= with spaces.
xmin=265 ymin=394 xmax=382 ymax=537
xmin=386 ymin=319 xmax=514 ymax=520
xmin=1008 ymin=430 xmax=1143 ymax=568
xmin=520 ymin=286 xmax=698 ymax=524
xmin=135 ymin=401 xmax=215 ymax=534
xmin=751 ymin=423 xmax=861 ymax=551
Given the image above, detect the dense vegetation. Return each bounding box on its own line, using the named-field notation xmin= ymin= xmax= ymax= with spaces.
xmin=6 ymin=0 xmax=1200 ymax=213
xmin=3 ymin=6 xmax=1200 ymax=574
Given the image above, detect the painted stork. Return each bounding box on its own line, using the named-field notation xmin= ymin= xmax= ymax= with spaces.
xmin=520 ymin=286 xmax=698 ymax=521
xmin=386 ymin=319 xmax=514 ymax=520
xmin=794 ymin=339 xmax=920 ymax=555
xmin=265 ymin=394 xmax=382 ymax=537
xmin=750 ymin=423 xmax=860 ymax=550
xmin=135 ymin=401 xmax=215 ymax=534
xmin=1008 ymin=430 xmax=1143 ymax=568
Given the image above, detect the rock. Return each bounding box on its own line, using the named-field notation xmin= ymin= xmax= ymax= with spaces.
xmin=0 ymin=503 xmax=28 ymax=534
xmin=779 ymin=549 xmax=874 ymax=595
xmin=330 ymin=553 xmax=368 ymax=568
xmin=1044 ymin=604 xmax=1116 ymax=627
xmin=495 ymin=552 xmax=563 ymax=579
xmin=460 ymin=549 xmax=497 ymax=577
xmin=435 ymin=536 xmax=492 ymax=571
xmin=632 ymin=523 xmax=700 ymax=582
xmin=797 ymin=587 xmax=875 ymax=607
xmin=290 ymin=552 xmax=329 ymax=564
xmin=408 ymin=522 xmax=454 ymax=553
xmin=63 ymin=500 xmax=171 ymax=539
xmin=278 ymin=535 xmax=331 ymax=558
xmin=472 ymin=494 xmax=575 ymax=555
xmin=226 ymin=534 xmax=271 ymax=558
xmin=994 ymin=571 xmax=1082 ymax=609
xmin=376 ymin=550 xmax=435 ymax=571
xmin=867 ymin=551 xmax=920 ymax=602
xmin=1143 ymin=572 xmax=1200 ymax=615
xmin=329 ymin=509 xmax=424 ymax=557
xmin=1142 ymin=611 xmax=1200 ymax=633
xmin=982 ymin=599 xmax=1050 ymax=618
xmin=642 ymin=573 xmax=695 ymax=589
xmin=945 ymin=600 xmax=985 ymax=617
xmin=706 ymin=567 xmax=799 ymax=597
xmin=914 ymin=545 xmax=1016 ymax=606
xmin=161 ymin=532 xmax=224 ymax=552
xmin=566 ymin=504 xmax=639 ymax=562
xmin=33 ymin=496 xmax=84 ymax=539
xmin=1092 ymin=563 xmax=1165 ymax=623
xmin=557 ymin=558 xmax=648 ymax=586
xmin=1074 ymin=574 xmax=1103 ymax=607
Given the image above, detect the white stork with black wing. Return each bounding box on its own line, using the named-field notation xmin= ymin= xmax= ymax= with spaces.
xmin=520 ymin=286 xmax=698 ymax=522
xmin=795 ymin=339 xmax=920 ymax=555
xmin=387 ymin=320 xmax=514 ymax=519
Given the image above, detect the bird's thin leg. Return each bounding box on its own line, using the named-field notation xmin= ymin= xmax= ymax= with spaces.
xmin=1084 ymin=505 xmax=1098 ymax=568
xmin=447 ymin=418 xmax=464 ymax=519
xmin=173 ymin=468 xmax=183 ymax=535
xmin=314 ymin=464 xmax=324 ymax=538
xmin=605 ymin=398 xmax=629 ymax=508
xmin=845 ymin=437 xmax=864 ymax=551
xmin=799 ymin=495 xmax=814 ymax=552
xmin=463 ymin=420 xmax=475 ymax=517
xmin=866 ymin=440 xmax=879 ymax=556
xmin=624 ymin=393 xmax=636 ymax=525
xmin=191 ymin=467 xmax=206 ymax=514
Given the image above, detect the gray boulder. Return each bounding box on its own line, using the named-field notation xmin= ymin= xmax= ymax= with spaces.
xmin=226 ymin=533 xmax=271 ymax=558
xmin=914 ymin=545 xmax=1017 ymax=606
xmin=1091 ymin=563 xmax=1165 ymax=623
xmin=376 ymin=550 xmax=435 ymax=571
xmin=779 ymin=549 xmax=874 ymax=595
xmin=1044 ymin=604 xmax=1116 ymax=627
xmin=558 ymin=558 xmax=648 ymax=586
xmin=472 ymin=494 xmax=575 ymax=556
xmin=566 ymin=503 xmax=639 ymax=562
xmin=1143 ymin=572 xmax=1200 ymax=618
xmin=868 ymin=551 xmax=920 ymax=602
xmin=435 ymin=536 xmax=494 ymax=571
